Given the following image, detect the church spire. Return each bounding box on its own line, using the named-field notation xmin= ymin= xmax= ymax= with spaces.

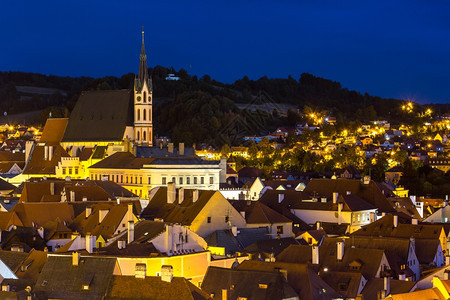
xmin=137 ymin=26 xmax=149 ymax=91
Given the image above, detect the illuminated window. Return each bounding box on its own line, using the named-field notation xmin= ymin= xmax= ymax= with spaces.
xmin=277 ymin=226 xmax=283 ymax=234
xmin=162 ymin=177 xmax=167 ymax=185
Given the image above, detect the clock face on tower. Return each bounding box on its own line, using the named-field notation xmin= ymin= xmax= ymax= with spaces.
xmin=137 ymin=96 xmax=141 ymax=102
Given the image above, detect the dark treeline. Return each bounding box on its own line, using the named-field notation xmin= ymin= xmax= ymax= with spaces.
xmin=0 ymin=67 xmax=441 ymax=144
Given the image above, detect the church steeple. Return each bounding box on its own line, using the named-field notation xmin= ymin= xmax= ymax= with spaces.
xmin=136 ymin=27 xmax=150 ymax=92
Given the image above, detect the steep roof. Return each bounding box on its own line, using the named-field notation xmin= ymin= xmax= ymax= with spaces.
xmin=361 ymin=278 xmax=416 ymax=300
xmin=62 ymin=90 xmax=133 ymax=142
xmin=34 ymin=254 xmax=117 ymax=300
xmin=304 ymin=178 xmax=394 ymax=212
xmin=22 ymin=145 xmax=70 ymax=175
xmin=204 ymin=227 xmax=269 ymax=255
xmin=14 ymin=249 xmax=48 ymax=280
xmin=244 ymin=237 xmax=299 ymax=256
xmin=106 ymin=275 xmax=210 ymax=300
xmin=39 ymin=118 xmax=68 ymax=144
xmin=201 ymin=266 xmax=299 ymax=300
xmin=229 ymin=200 xmax=292 ymax=224
xmin=141 ymin=187 xmax=219 ymax=226
xmin=238 ymin=260 xmax=341 ymax=300
xmin=12 ymin=202 xmax=74 ymax=228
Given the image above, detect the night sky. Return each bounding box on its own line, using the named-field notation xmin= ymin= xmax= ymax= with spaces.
xmin=1 ymin=1 xmax=450 ymax=104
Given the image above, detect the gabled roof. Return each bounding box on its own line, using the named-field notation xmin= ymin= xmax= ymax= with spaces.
xmin=201 ymin=266 xmax=299 ymax=300
xmin=0 ymin=250 xmax=29 ymax=272
xmin=361 ymin=278 xmax=416 ymax=300
xmin=34 ymin=254 xmax=117 ymax=299
xmin=229 ymin=200 xmax=292 ymax=224
xmin=62 ymin=90 xmax=134 ymax=142
xmin=22 ymin=145 xmax=70 ymax=175
xmin=12 ymin=202 xmax=74 ymax=228
xmin=237 ymin=260 xmax=341 ymax=300
xmin=14 ymin=249 xmax=48 ymax=280
xmin=0 ymin=211 xmax=23 ymax=230
xmin=244 ymin=237 xmax=299 ymax=256
xmin=39 ymin=118 xmax=68 ymax=144
xmin=205 ymin=227 xmax=269 ymax=255
xmin=141 ymin=187 xmax=219 ymax=226
xmin=303 ymin=178 xmax=394 ymax=213
xmin=238 ymin=167 xmax=264 ymax=178
xmin=106 ymin=275 xmax=210 ymax=300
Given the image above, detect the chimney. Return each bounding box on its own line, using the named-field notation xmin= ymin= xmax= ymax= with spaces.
xmin=410 ymin=237 xmax=415 ymax=253
xmin=159 ymin=142 xmax=163 ymax=149
xmin=70 ymin=190 xmax=75 ymax=202
xmin=48 ymin=146 xmax=53 ymax=161
xmin=72 ymin=251 xmax=80 ymax=266
xmin=168 ymin=143 xmax=174 ymax=154
xmin=44 ymin=145 xmax=48 ymax=160
xmin=279 ymin=269 xmax=288 ymax=280
xmin=333 ymin=192 xmax=339 ymax=204
xmin=167 ymin=182 xmax=176 ymax=204
xmin=38 ymin=227 xmax=44 ymax=240
xmin=383 ymin=276 xmax=390 ymax=296
xmin=165 ymin=224 xmax=172 ymax=255
xmin=411 ymin=218 xmax=418 ymax=225
xmin=192 ymin=189 xmax=199 ymax=203
xmin=179 ymin=143 xmax=184 ymax=156
xmin=99 ymin=209 xmax=108 ymax=223
xmin=398 ymin=272 xmax=406 ymax=280
xmin=135 ymin=263 xmax=146 ymax=279
xmin=50 ymin=182 xmax=55 ymax=196
xmin=316 ymin=221 xmax=321 ymax=230
xmin=381 ymin=212 xmax=386 ymax=217
xmin=161 ymin=265 xmax=173 ymax=282
xmin=25 ymin=141 xmax=33 ymax=163
xmin=86 ymin=233 xmax=93 ymax=253
xmin=128 ymin=220 xmax=135 ymax=244
xmin=444 ymin=270 xmax=450 ymax=280
xmin=337 ymin=239 xmax=345 ymax=262
xmin=86 ymin=207 xmax=92 ymax=218
xmin=393 ymin=215 xmax=398 ymax=227
xmin=219 ymin=157 xmax=227 ymax=184
xmin=312 ymin=244 xmax=319 ymax=264
xmin=338 ymin=202 xmax=343 ymax=225
xmin=278 ymin=194 xmax=284 ymax=203
xmin=179 ymin=188 xmax=184 ymax=203
xmin=231 ymin=226 xmax=238 ymax=237
xmin=222 ymin=289 xmax=228 ymax=300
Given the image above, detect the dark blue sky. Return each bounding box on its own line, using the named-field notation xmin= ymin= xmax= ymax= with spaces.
xmin=1 ymin=1 xmax=450 ymax=104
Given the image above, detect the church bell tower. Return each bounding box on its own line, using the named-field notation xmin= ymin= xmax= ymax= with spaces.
xmin=134 ymin=28 xmax=153 ymax=146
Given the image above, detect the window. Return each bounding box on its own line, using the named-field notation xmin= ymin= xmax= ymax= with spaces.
xmin=207 ymin=217 xmax=211 ymax=223
xmin=225 ymin=216 xmax=229 ymax=223
xmin=186 ymin=177 xmax=190 ymax=184
xmin=137 ymin=131 xmax=140 ymax=141
xmin=162 ymin=177 xmax=167 ymax=185
xmin=172 ymin=177 xmax=176 ymax=184
xmin=209 ymin=176 xmax=214 ymax=184
xmin=149 ymin=108 xmax=152 ymax=121
xmin=137 ymin=109 xmax=140 ymax=121
xmin=194 ymin=177 xmax=197 ymax=184
xmin=277 ymin=226 xmax=284 ymax=234
xmin=75 ymin=168 xmax=79 ymax=175
xmin=148 ymin=177 xmax=151 ymax=185
xmin=68 ymin=168 xmax=72 ymax=175
xmin=143 ymin=131 xmax=146 ymax=141
xmin=201 ymin=177 xmax=204 ymax=184
xmin=121 ymin=175 xmax=123 ymax=183
xmin=62 ymin=167 xmax=66 ymax=175
xmin=126 ymin=176 xmax=129 ymax=183
xmin=143 ymin=109 xmax=147 ymax=121
xmin=179 ymin=177 xmax=183 ymax=185
xmin=139 ymin=177 xmax=142 ymax=184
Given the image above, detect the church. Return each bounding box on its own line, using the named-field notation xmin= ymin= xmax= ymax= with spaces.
xmin=60 ymin=29 xmax=153 ymax=152
xmin=18 ymin=30 xmax=224 ymax=197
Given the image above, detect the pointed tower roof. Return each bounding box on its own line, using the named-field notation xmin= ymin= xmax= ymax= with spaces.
xmin=136 ymin=27 xmax=150 ymax=92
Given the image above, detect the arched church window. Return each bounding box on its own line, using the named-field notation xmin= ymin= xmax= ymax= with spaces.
xmin=137 ymin=109 xmax=140 ymax=121
xmin=137 ymin=131 xmax=140 ymax=141
xmin=143 ymin=92 xmax=147 ymax=103
xmin=143 ymin=109 xmax=146 ymax=121
xmin=143 ymin=131 xmax=146 ymax=141
xmin=149 ymin=108 xmax=152 ymax=122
